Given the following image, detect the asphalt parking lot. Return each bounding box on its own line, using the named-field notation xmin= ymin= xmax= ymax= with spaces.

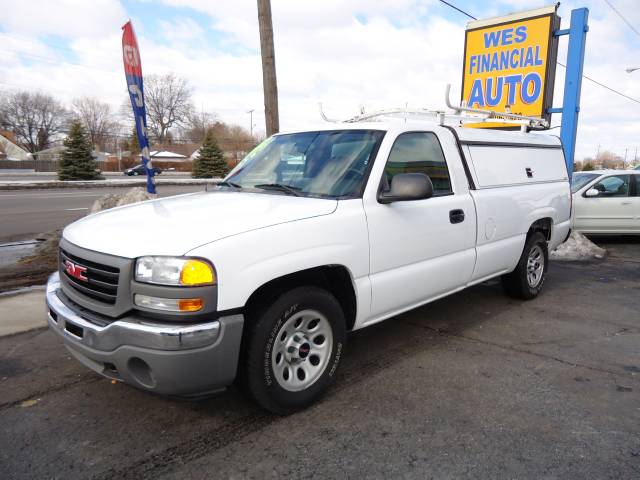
xmin=1 ymin=237 xmax=639 ymax=479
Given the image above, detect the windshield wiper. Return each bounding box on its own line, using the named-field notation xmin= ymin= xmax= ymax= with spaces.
xmin=254 ymin=183 xmax=301 ymax=196
xmin=216 ymin=180 xmax=242 ymax=189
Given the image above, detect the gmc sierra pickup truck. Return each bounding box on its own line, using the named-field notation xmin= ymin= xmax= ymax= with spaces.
xmin=46 ymin=119 xmax=571 ymax=414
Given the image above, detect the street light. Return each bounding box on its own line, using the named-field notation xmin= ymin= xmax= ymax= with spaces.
xmin=626 ymin=67 xmax=640 ymax=73
xmin=247 ymin=109 xmax=255 ymax=138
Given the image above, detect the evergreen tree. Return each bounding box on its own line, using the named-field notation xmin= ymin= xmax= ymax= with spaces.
xmin=57 ymin=121 xmax=101 ymax=180
xmin=128 ymin=126 xmax=140 ymax=154
xmin=192 ymin=129 xmax=228 ymax=178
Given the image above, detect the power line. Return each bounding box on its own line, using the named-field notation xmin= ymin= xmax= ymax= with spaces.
xmin=602 ymin=0 xmax=640 ymax=38
xmin=440 ymin=0 xmax=640 ymax=107
xmin=557 ymin=62 xmax=640 ymax=105
xmin=438 ymin=0 xmax=476 ymax=20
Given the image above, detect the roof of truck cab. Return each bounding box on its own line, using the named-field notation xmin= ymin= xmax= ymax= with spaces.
xmin=278 ymin=120 xmax=562 ymax=148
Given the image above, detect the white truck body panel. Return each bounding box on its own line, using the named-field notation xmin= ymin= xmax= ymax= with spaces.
xmin=187 ymin=199 xmax=373 ymax=326
xmin=466 ymin=145 xmax=568 ymax=188
xmin=470 ymin=183 xmax=571 ymax=281
xmin=63 ymin=192 xmax=337 ymax=258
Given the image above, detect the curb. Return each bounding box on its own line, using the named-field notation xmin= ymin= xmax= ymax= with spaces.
xmin=0 ymin=287 xmax=48 ymax=337
xmin=0 ymin=178 xmax=223 ymax=191
xmin=0 ymin=285 xmax=46 ymax=298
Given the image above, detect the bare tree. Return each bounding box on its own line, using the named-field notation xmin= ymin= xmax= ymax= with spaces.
xmin=0 ymin=90 xmax=68 ymax=153
xmin=72 ymin=97 xmax=118 ymax=151
xmin=597 ymin=150 xmax=624 ymax=170
xmin=144 ymin=74 xmax=194 ymax=143
xmin=183 ymin=110 xmax=218 ymax=143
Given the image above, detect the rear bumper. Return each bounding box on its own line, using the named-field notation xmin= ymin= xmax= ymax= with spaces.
xmin=46 ymin=272 xmax=244 ymax=396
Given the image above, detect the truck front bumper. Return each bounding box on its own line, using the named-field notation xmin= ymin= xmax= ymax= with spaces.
xmin=46 ymin=272 xmax=244 ymax=396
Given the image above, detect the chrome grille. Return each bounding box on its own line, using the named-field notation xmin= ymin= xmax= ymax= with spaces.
xmin=60 ymin=248 xmax=120 ymax=305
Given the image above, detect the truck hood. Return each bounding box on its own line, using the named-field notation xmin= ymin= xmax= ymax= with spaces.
xmin=63 ymin=191 xmax=338 ymax=258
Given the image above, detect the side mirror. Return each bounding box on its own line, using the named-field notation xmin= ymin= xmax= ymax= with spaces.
xmin=585 ymin=188 xmax=600 ymax=197
xmin=378 ymin=173 xmax=434 ymax=204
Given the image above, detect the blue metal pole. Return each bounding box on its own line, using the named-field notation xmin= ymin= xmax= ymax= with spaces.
xmin=560 ymin=8 xmax=589 ymax=179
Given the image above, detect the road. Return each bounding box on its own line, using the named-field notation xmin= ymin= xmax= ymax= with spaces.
xmin=1 ymin=239 xmax=639 ymax=479
xmin=0 ymin=185 xmax=206 ymax=243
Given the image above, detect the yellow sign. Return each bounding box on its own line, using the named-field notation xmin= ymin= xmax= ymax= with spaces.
xmin=461 ymin=6 xmax=560 ymax=127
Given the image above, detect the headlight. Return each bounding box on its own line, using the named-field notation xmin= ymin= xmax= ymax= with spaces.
xmin=135 ymin=257 xmax=215 ymax=286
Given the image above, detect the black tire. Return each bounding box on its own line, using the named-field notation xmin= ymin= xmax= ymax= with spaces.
xmin=238 ymin=286 xmax=346 ymax=415
xmin=501 ymin=232 xmax=548 ymax=300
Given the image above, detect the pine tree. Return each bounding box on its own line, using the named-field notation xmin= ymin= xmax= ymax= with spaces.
xmin=57 ymin=121 xmax=101 ymax=180
xmin=192 ymin=129 xmax=228 ymax=178
xmin=128 ymin=126 xmax=140 ymax=154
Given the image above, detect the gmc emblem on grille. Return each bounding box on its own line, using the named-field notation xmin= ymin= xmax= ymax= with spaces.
xmin=64 ymin=260 xmax=88 ymax=282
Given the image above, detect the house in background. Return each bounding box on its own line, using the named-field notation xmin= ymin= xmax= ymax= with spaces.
xmin=0 ymin=131 xmax=30 ymax=161
xmin=143 ymin=150 xmax=188 ymax=162
xmin=35 ymin=145 xmax=66 ymax=161
xmin=191 ymin=147 xmax=245 ymax=168
xmin=134 ymin=149 xmax=191 ymax=171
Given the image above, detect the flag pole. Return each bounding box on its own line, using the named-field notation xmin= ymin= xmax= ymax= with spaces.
xmin=122 ymin=20 xmax=156 ymax=195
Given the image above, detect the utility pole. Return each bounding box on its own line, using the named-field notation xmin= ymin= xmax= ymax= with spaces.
xmin=247 ymin=109 xmax=255 ymax=139
xmin=257 ymin=0 xmax=279 ymax=137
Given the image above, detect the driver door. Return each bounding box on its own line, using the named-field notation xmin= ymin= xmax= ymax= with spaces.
xmin=363 ymin=131 xmax=476 ymax=323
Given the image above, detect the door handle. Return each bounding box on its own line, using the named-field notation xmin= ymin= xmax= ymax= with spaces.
xmin=621 ymin=202 xmax=632 ymax=205
xmin=449 ymin=209 xmax=465 ymax=224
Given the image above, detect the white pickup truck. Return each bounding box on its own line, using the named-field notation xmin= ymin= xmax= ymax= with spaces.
xmin=46 ymin=119 xmax=571 ymax=413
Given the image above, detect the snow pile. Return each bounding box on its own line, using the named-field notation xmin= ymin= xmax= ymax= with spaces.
xmin=550 ymin=231 xmax=606 ymax=261
xmin=90 ymin=187 xmax=154 ymax=214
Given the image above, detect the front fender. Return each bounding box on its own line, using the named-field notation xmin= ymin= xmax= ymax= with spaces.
xmin=187 ymin=200 xmax=372 ymax=323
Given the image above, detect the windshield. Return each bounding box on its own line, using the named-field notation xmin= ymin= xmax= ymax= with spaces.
xmin=224 ymin=130 xmax=385 ymax=198
xmin=571 ymin=172 xmax=599 ymax=193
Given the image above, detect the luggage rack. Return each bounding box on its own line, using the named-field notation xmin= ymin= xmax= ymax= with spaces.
xmin=319 ymin=84 xmax=549 ymax=131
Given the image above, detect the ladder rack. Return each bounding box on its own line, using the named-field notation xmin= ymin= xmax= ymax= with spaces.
xmin=319 ymin=84 xmax=549 ymax=131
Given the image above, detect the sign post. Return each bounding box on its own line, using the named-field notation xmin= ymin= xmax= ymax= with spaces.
xmin=549 ymin=8 xmax=589 ymax=178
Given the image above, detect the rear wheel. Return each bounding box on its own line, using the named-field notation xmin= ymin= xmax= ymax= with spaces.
xmin=239 ymin=286 xmax=346 ymax=414
xmin=501 ymin=232 xmax=548 ymax=300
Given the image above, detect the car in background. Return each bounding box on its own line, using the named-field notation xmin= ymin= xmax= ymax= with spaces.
xmin=123 ymin=164 xmax=162 ymax=176
xmin=571 ymin=170 xmax=640 ymax=234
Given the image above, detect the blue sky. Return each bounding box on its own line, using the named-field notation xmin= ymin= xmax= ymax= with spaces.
xmin=0 ymin=0 xmax=639 ymax=161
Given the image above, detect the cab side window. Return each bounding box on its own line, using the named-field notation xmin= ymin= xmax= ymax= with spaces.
xmin=591 ymin=175 xmax=630 ymax=197
xmin=383 ymin=132 xmax=453 ymax=196
xmin=634 ymin=175 xmax=640 ymax=197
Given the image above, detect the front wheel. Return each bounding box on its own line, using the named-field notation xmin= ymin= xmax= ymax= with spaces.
xmin=239 ymin=286 xmax=346 ymax=414
xmin=501 ymin=232 xmax=548 ymax=300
